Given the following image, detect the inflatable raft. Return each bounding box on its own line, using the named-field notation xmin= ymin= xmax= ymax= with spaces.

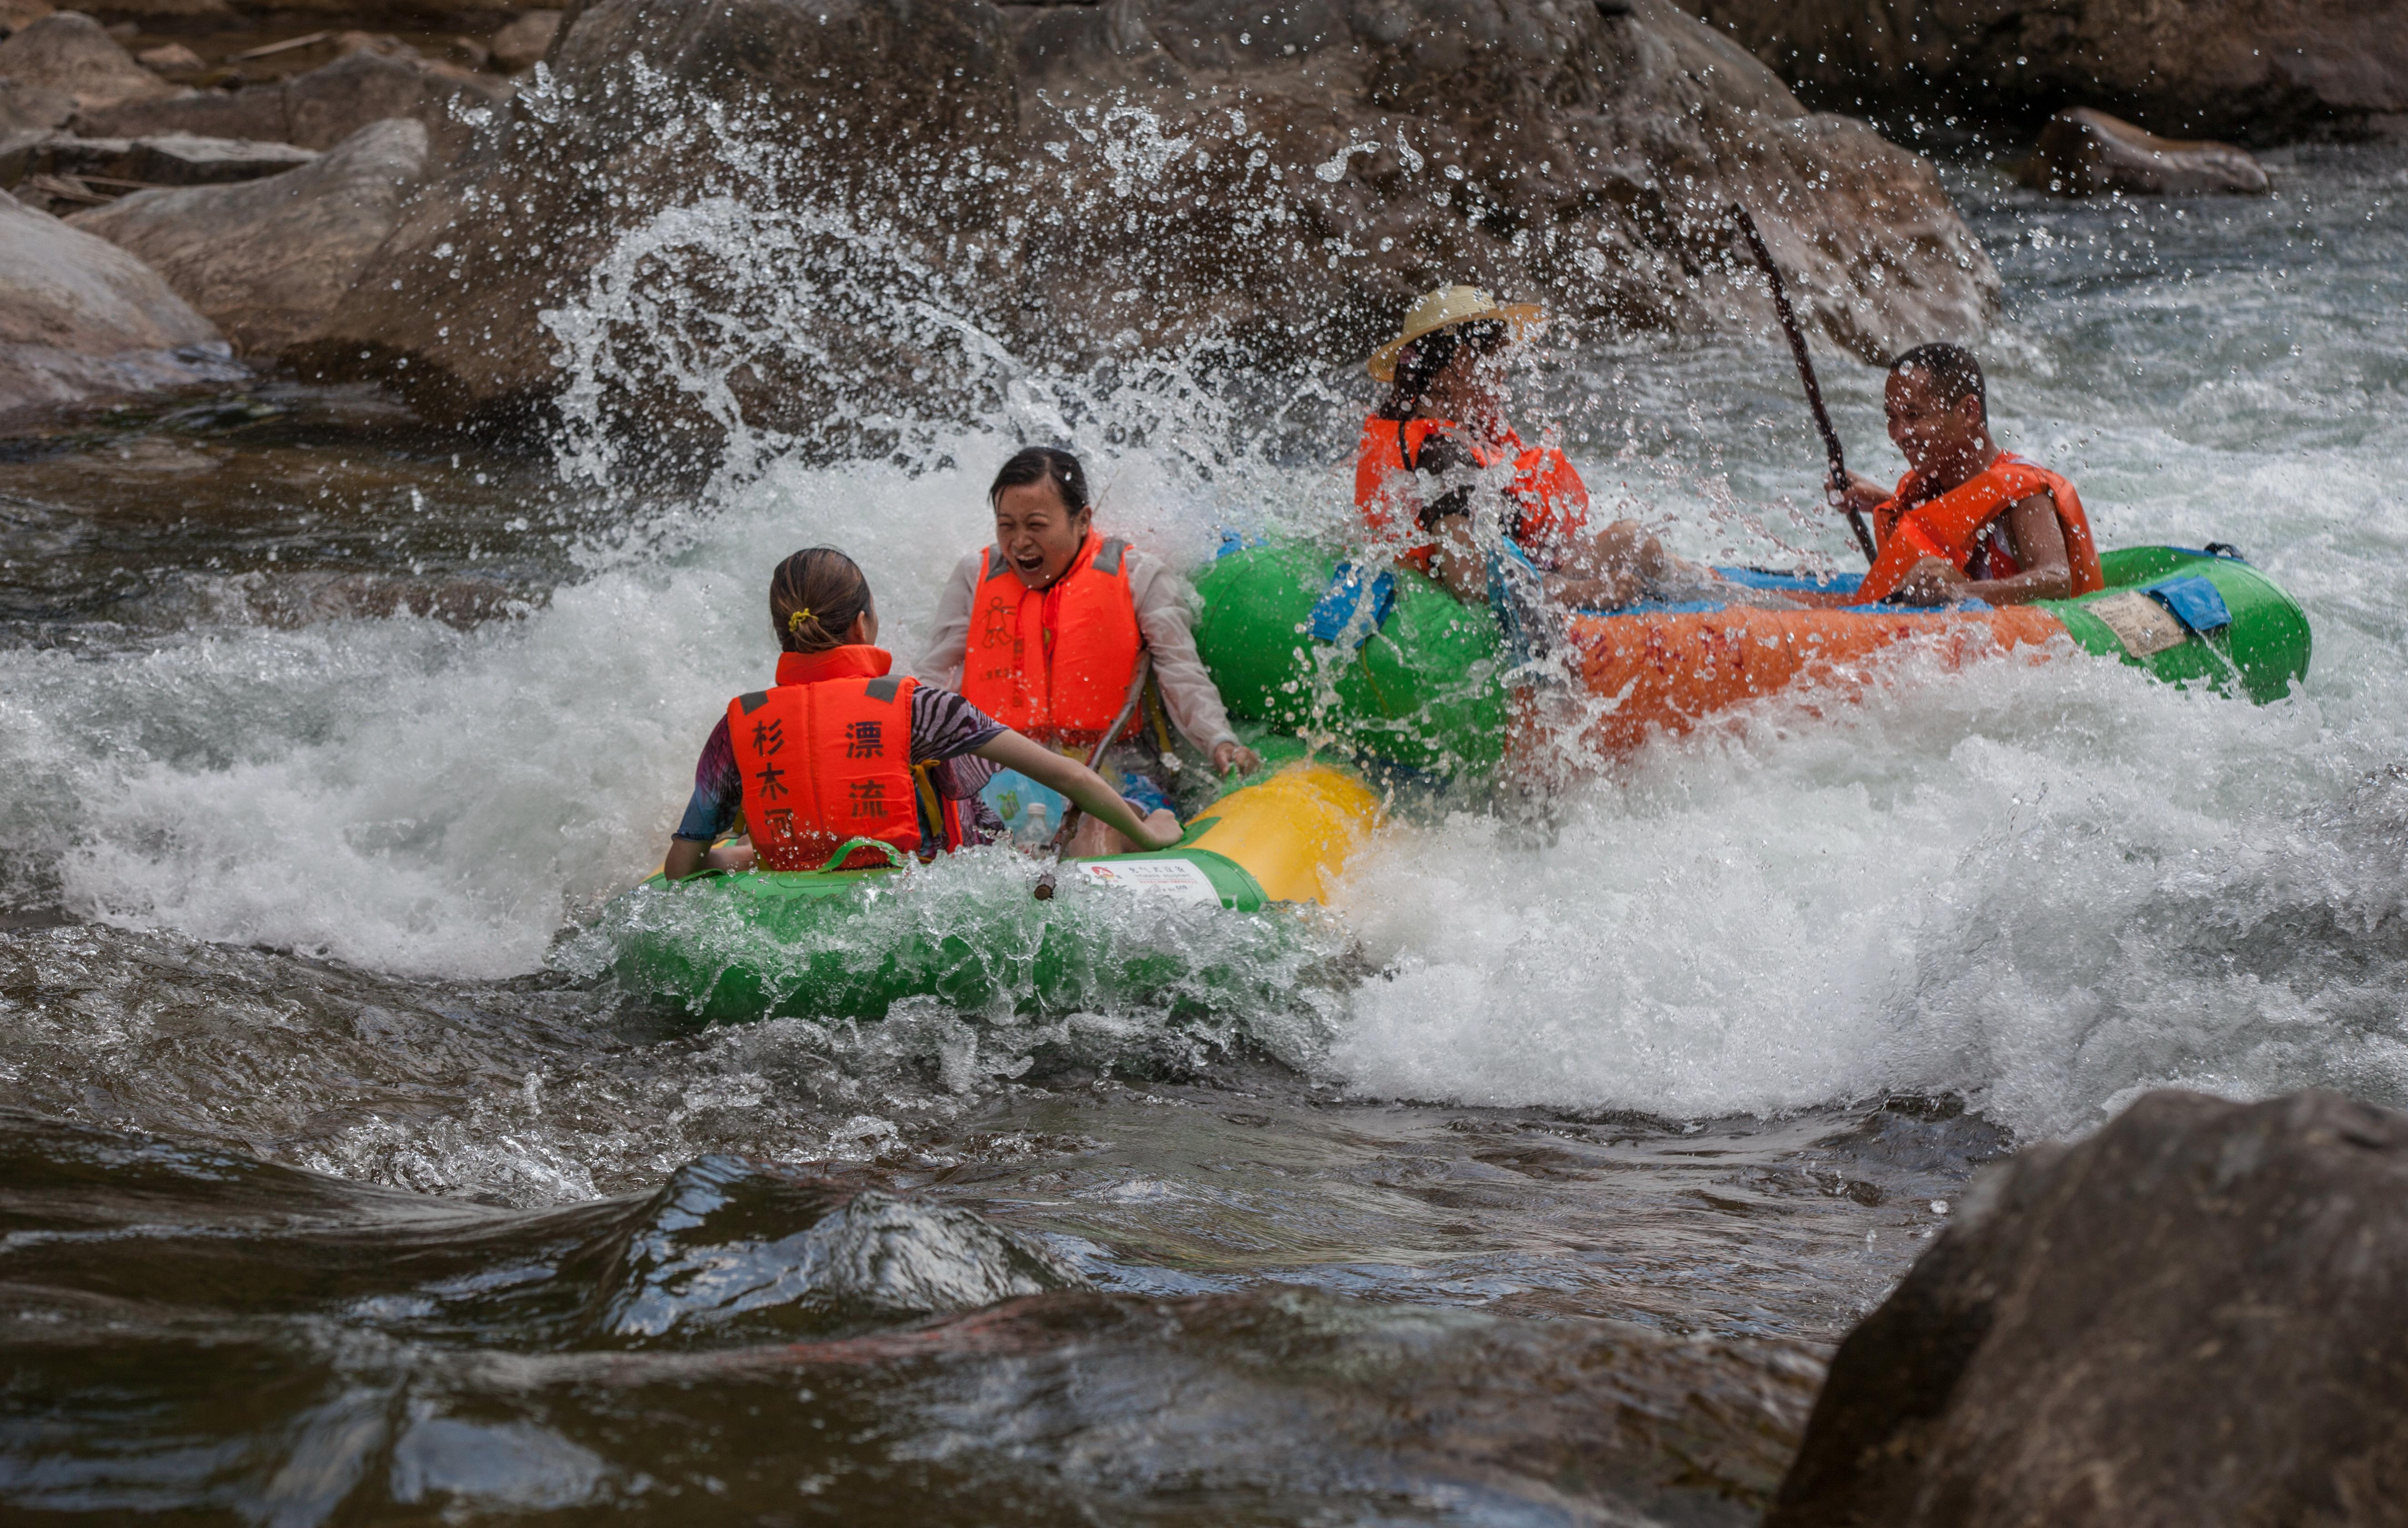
xmin=594 ymin=755 xmax=1379 ymax=1024
xmin=1193 ymin=542 xmax=2310 ymax=769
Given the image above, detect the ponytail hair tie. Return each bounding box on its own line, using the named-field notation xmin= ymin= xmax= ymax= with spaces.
xmin=787 ymin=607 xmax=814 ymax=635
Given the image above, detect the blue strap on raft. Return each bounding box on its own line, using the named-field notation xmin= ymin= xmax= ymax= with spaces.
xmin=1310 ymin=562 xmax=1398 ymax=649
xmin=2145 ymin=576 xmax=2234 ymax=634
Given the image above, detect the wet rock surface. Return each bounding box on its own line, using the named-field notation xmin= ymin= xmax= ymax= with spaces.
xmin=1693 ymin=0 xmax=2408 ymax=144
xmin=2020 ymin=107 xmax=2271 ymax=197
xmin=1769 ymin=1089 xmax=2408 ymax=1528
xmin=307 ymin=0 xmax=1997 ymax=434
xmin=0 ymin=184 xmax=236 ymax=414
xmin=71 ymin=117 xmax=428 ymax=352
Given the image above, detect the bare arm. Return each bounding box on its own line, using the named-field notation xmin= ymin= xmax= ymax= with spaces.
xmin=1427 ymin=514 xmax=1489 ymax=605
xmin=972 ymin=731 xmax=1183 ymax=850
xmin=1960 ymin=494 xmax=2072 ymax=605
xmin=1890 ymin=497 xmax=2072 ymax=606
xmin=663 ymin=835 xmax=757 ymax=880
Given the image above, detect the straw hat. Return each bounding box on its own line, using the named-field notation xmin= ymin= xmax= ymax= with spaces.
xmin=1365 ymin=284 xmax=1545 ymax=383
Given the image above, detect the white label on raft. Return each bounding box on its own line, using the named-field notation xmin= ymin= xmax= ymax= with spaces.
xmin=2089 ymin=590 xmax=2191 ymax=657
xmin=1073 ymin=859 xmax=1224 ymax=905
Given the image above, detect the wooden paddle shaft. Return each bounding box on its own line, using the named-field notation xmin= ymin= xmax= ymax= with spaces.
xmin=1032 ymin=652 xmax=1157 ymax=899
xmin=1731 ymin=205 xmax=1879 ymax=566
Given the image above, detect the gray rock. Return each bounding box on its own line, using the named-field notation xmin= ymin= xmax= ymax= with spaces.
xmin=1769 ymin=1089 xmax=2408 ymax=1528
xmin=0 ymin=184 xmax=239 ymax=416
xmin=0 ymin=75 xmax=73 ymax=131
xmin=0 ymin=129 xmax=315 ymax=187
xmin=72 ymin=48 xmax=509 ymax=162
xmin=305 ymin=0 xmax=1999 ymax=432
xmin=487 ymin=8 xmax=559 ymax=72
xmin=1693 ymin=0 xmax=2408 ymax=145
xmin=0 ymin=11 xmax=172 ymax=111
xmin=2020 ymin=108 xmax=2271 ymax=197
xmin=70 ymin=118 xmax=427 ymax=353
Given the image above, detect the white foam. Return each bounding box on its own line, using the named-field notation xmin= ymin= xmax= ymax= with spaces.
xmin=7 ymin=141 xmax=2403 ymax=1146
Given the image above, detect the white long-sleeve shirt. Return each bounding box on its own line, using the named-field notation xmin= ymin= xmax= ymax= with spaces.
xmin=914 ymin=544 xmax=1240 ymax=753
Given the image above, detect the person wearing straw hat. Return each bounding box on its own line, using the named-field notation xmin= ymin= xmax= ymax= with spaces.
xmin=1356 ymin=284 xmax=1677 ymax=609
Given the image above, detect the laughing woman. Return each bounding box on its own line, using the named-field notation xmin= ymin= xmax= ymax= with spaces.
xmin=916 ymin=447 xmax=1260 ymax=854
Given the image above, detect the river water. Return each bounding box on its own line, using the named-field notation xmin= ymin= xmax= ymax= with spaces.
xmin=3 ymin=142 xmax=2402 ymax=1522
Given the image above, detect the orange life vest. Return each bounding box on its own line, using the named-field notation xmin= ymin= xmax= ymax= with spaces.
xmin=725 ymin=645 xmax=959 ymax=871
xmin=1852 ymin=454 xmax=2104 ymax=605
xmin=1353 ymin=416 xmax=1592 ymax=571
xmin=958 ymin=529 xmax=1145 ymax=745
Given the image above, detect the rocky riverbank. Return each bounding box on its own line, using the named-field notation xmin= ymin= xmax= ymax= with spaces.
xmin=1694 ymin=0 xmax=2408 ymax=145
xmin=1773 ymin=1090 xmax=2408 ymax=1525
xmin=5 ymin=0 xmax=2000 ymax=435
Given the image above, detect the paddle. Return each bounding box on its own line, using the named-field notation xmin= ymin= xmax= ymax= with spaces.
xmin=1032 ymin=652 xmax=1156 ymax=902
xmin=1730 ymin=204 xmax=1879 ymax=566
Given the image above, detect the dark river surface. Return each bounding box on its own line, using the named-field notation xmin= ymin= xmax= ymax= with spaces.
xmin=2 ymin=144 xmax=2403 ymax=1523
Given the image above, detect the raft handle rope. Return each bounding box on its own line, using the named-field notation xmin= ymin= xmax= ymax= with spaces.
xmin=814 ymin=837 xmax=907 ymax=872
xmin=1033 ymin=652 xmax=1157 ymax=902
xmin=1731 ymin=203 xmax=1879 ymax=566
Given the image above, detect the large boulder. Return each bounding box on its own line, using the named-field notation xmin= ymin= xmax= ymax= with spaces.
xmin=0 ymin=185 xmax=239 ymax=415
xmin=1692 ymin=0 xmax=2408 ymax=145
xmin=302 ymin=0 xmax=1998 ymax=438
xmin=71 ymin=49 xmax=510 ymax=163
xmin=1768 ymin=1089 xmax=2408 ymax=1527
xmin=2020 ymin=107 xmax=2271 ymax=197
xmin=0 ymin=77 xmax=74 ymax=131
xmin=0 ymin=10 xmax=169 ymax=110
xmin=70 ymin=118 xmax=428 ymax=353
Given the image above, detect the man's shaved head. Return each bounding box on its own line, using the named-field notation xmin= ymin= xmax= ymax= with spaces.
xmin=1889 ymin=343 xmax=1987 ymax=422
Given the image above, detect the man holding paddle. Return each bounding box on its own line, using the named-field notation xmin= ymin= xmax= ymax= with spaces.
xmin=1733 ymin=206 xmax=2101 ymax=610
xmin=1834 ymin=345 xmax=2104 ymax=608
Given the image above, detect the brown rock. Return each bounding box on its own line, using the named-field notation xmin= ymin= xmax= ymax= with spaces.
xmin=306 ymin=0 xmax=1998 ymax=436
xmin=0 ymin=11 xmax=172 ymax=110
xmin=71 ymin=117 xmax=428 ymax=353
xmin=132 ymin=41 xmax=200 ymax=73
xmin=1769 ymin=1089 xmax=2408 ymax=1528
xmin=0 ymin=183 xmax=238 ymax=414
xmin=2020 ymin=107 xmax=2271 ymax=197
xmin=0 ymin=0 xmax=56 ymax=35
xmin=1694 ymin=0 xmax=2408 ymax=145
xmin=71 ymin=0 xmax=231 ymax=18
xmin=73 ymin=48 xmax=508 ymax=161
xmin=486 ymin=8 xmax=558 ymax=71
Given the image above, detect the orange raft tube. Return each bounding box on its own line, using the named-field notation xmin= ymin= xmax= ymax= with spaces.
xmin=1552 ymin=602 xmax=2066 ymax=753
xmin=1191 ymin=544 xmax=2310 ymax=776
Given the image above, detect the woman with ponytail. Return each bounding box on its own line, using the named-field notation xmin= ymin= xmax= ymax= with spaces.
xmin=663 ymin=547 xmax=1180 ymax=880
